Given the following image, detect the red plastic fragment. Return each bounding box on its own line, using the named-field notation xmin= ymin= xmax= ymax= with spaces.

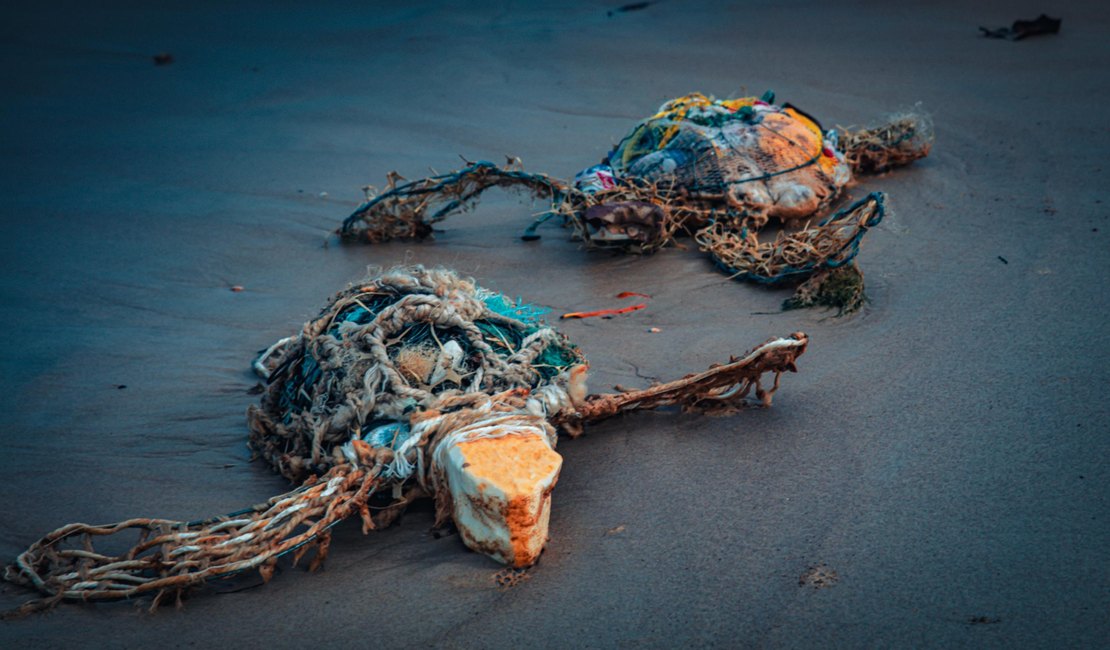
xmin=560 ymin=304 xmax=647 ymax=320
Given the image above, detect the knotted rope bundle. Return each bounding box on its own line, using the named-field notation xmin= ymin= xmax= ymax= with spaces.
xmin=337 ymin=92 xmax=930 ymax=313
xmin=246 ymin=265 xmax=584 ymax=481
xmin=837 ymin=109 xmax=933 ymax=175
xmin=6 ymin=267 xmax=808 ymax=613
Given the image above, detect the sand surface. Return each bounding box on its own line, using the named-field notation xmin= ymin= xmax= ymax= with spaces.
xmin=2 ymin=1 xmax=1107 ymax=646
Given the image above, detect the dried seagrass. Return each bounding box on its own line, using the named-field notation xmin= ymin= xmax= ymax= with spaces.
xmin=5 ymin=266 xmax=808 ymax=614
xmin=837 ymin=110 xmax=933 ymax=175
xmin=696 ymin=192 xmax=884 ymax=307
xmin=338 ymin=92 xmax=931 ymax=313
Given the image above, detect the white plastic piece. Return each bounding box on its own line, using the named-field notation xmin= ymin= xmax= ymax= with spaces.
xmin=436 ymin=414 xmax=561 ymax=567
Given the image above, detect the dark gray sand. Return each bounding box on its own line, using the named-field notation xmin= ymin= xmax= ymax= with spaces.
xmin=2 ymin=1 xmax=1107 ymax=647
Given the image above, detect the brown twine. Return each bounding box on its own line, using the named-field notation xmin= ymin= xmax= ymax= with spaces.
xmin=342 ymin=160 xmax=569 ymax=244
xmin=555 ymin=332 xmax=808 ymax=433
xmin=693 ymin=194 xmax=884 ymax=283
xmin=4 ymin=452 xmax=384 ymax=616
xmin=838 ymin=111 xmax=933 ymax=175
xmin=339 ymin=160 xmax=712 ymax=254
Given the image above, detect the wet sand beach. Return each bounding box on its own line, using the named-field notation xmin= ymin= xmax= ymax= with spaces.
xmin=1 ymin=1 xmax=1107 ymax=646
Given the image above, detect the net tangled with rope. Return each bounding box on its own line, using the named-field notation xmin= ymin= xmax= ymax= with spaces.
xmin=5 ymin=266 xmax=809 ymax=614
xmin=339 ymin=91 xmax=931 ymax=313
xmin=608 ymin=91 xmax=852 ymax=225
xmin=698 ymin=192 xmax=886 ymax=313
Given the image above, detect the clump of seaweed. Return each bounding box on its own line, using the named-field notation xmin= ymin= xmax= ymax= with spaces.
xmin=783 ymin=263 xmax=867 ymax=315
xmin=838 ymin=109 xmax=933 ymax=175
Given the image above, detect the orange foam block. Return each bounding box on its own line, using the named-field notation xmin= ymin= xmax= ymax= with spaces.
xmin=442 ymin=431 xmax=562 ymax=567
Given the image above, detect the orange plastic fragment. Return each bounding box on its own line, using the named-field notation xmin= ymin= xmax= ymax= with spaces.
xmin=560 ymin=304 xmax=647 ymax=319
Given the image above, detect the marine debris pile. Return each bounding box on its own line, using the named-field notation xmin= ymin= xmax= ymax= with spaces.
xmin=340 ymin=92 xmax=931 ymax=313
xmin=5 ymin=267 xmax=808 ymax=613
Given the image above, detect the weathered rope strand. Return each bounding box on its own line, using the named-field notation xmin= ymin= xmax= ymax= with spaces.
xmin=555 ymin=333 xmax=808 ymax=431
xmin=4 ymin=459 xmax=384 ymax=615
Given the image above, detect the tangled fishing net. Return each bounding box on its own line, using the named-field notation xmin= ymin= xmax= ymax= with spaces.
xmin=338 ymin=91 xmax=931 ymax=314
xmin=246 ymin=266 xmax=586 ymax=482
xmin=5 ymin=266 xmax=809 ymax=614
xmin=697 ymin=192 xmax=886 ymax=313
xmin=607 ymin=91 xmax=851 ymax=225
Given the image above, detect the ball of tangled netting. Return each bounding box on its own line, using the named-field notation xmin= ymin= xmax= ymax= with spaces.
xmin=246 ymin=265 xmax=586 ymax=482
xmin=606 ymin=92 xmax=931 ymax=226
xmin=608 ymin=91 xmax=852 ymax=224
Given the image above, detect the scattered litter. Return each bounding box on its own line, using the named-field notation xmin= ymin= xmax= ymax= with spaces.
xmin=574 ymin=164 xmax=617 ymax=194
xmin=318 ymin=191 xmax=329 ymax=198
xmin=115 ymin=384 xmax=127 ymax=390
xmin=561 ymin=304 xmax=647 ymax=319
xmin=339 ymin=91 xmax=932 ymax=315
xmin=997 ymin=255 xmax=1009 ymax=264
xmin=967 ymin=616 xmax=1002 ymax=625
xmin=798 ymin=563 xmax=839 ymax=589
xmin=6 ymin=267 xmax=809 ymax=612
xmin=648 ymin=327 xmax=661 ymax=333
xmin=605 ymin=525 xmax=626 ymax=535
xmin=152 ymin=53 xmax=174 ymax=66
xmin=616 ymin=291 xmax=651 ymax=299
xmin=230 ymin=285 xmax=244 ymax=292
xmin=980 ymin=14 xmax=1061 ymax=40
